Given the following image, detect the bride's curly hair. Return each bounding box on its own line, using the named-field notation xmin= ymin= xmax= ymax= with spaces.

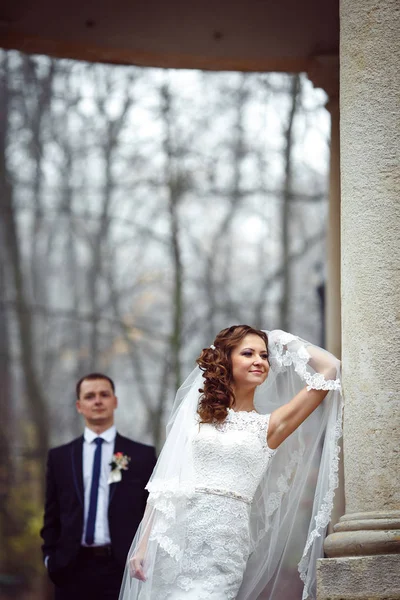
xmin=197 ymin=325 xmax=269 ymax=424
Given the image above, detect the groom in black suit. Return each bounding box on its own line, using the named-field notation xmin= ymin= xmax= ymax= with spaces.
xmin=41 ymin=373 xmax=157 ymax=600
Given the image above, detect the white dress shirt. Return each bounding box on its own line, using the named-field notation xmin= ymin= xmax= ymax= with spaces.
xmin=81 ymin=425 xmax=116 ymax=546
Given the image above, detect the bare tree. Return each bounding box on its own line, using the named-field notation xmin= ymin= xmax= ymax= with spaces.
xmin=0 ymin=53 xmax=49 ymax=469
xmin=279 ymin=74 xmax=301 ymax=331
xmin=20 ymin=57 xmax=56 ymax=303
xmin=160 ymin=80 xmax=187 ymax=390
xmin=0 ymin=188 xmax=16 ymax=579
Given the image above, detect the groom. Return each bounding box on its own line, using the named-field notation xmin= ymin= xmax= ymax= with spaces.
xmin=41 ymin=373 xmax=157 ymax=600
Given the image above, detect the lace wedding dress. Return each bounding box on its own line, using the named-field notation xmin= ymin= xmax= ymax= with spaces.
xmin=119 ymin=331 xmax=342 ymax=600
xmin=147 ymin=410 xmax=276 ymax=599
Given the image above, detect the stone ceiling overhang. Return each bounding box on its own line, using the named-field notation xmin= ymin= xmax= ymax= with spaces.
xmin=0 ymin=0 xmax=338 ymax=72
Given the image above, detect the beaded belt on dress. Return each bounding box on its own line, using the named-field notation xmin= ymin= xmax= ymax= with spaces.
xmin=195 ymin=486 xmax=252 ymax=505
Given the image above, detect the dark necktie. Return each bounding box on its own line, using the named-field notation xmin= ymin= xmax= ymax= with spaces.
xmin=85 ymin=437 xmax=104 ymax=545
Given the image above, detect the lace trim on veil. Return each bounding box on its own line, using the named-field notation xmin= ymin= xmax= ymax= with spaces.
xmin=269 ymin=332 xmax=342 ymax=392
xmin=298 ymin=401 xmax=343 ymax=599
xmin=146 ymin=479 xmax=195 ymax=559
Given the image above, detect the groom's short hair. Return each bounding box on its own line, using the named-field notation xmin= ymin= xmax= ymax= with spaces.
xmin=76 ymin=372 xmax=116 ymax=398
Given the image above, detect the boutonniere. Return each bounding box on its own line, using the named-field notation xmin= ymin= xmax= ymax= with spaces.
xmin=108 ymin=452 xmax=131 ymax=484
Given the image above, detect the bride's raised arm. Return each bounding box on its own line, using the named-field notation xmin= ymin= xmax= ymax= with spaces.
xmin=266 ymin=331 xmax=341 ymax=449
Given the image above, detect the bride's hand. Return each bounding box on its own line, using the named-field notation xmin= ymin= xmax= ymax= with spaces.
xmin=130 ymin=552 xmax=146 ymax=581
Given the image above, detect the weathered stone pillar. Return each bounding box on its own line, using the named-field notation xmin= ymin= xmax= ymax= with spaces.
xmin=317 ymin=1 xmax=400 ymax=598
xmin=325 ymin=93 xmax=345 ymax=530
xmin=325 ymin=93 xmax=341 ymax=361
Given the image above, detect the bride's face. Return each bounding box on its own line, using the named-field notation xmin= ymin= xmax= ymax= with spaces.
xmin=230 ymin=334 xmax=269 ymax=390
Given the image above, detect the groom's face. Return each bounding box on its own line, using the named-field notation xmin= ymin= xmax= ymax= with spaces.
xmin=76 ymin=378 xmax=118 ymax=430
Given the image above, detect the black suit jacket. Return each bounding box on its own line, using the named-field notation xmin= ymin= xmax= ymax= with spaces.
xmin=41 ymin=433 xmax=157 ymax=585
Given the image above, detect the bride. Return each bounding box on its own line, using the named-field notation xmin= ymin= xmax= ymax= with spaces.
xmin=119 ymin=325 xmax=342 ymax=600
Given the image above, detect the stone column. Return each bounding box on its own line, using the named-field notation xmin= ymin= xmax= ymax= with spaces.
xmin=317 ymin=1 xmax=400 ymax=599
xmin=325 ymin=87 xmax=344 ymax=529
xmin=325 ymin=94 xmax=341 ymax=361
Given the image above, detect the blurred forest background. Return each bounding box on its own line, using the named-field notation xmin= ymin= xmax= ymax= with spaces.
xmin=0 ymin=49 xmax=330 ymax=598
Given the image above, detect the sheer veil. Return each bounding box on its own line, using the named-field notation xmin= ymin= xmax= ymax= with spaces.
xmin=119 ymin=330 xmax=342 ymax=600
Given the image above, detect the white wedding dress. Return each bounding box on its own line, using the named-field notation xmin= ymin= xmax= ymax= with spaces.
xmin=120 ymin=331 xmax=342 ymax=600
xmin=145 ymin=409 xmax=276 ymax=599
